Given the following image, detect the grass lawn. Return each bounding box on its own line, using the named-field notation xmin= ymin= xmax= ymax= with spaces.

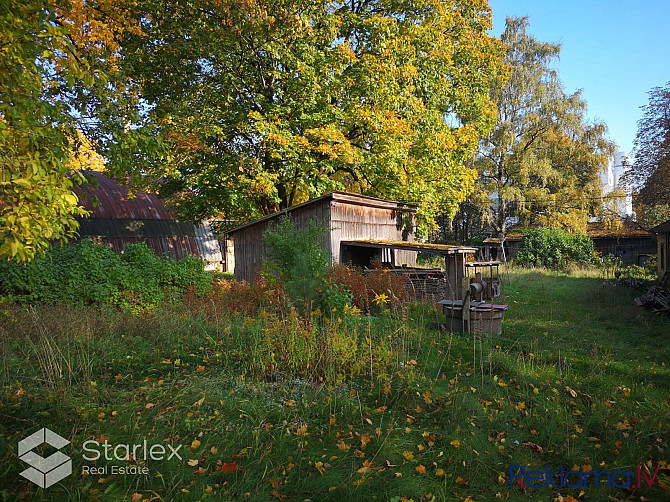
xmin=1 ymin=268 xmax=669 ymax=501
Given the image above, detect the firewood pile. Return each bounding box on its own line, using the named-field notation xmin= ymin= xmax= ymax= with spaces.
xmin=634 ymin=286 xmax=670 ymax=315
xmin=393 ymin=268 xmax=447 ymax=298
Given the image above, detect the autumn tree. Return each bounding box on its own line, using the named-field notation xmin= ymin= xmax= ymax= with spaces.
xmin=0 ymin=0 xmax=90 ymax=261
xmin=458 ymin=17 xmax=614 ymax=238
xmin=624 ymin=82 xmax=670 ymax=228
xmin=96 ymin=0 xmax=505 ymax=234
xmin=0 ymin=0 xmax=144 ymax=261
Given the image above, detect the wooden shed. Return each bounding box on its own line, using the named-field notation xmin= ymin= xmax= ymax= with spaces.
xmin=504 ymin=220 xmax=656 ymax=265
xmin=651 ymin=220 xmax=670 ymax=280
xmin=226 ymin=192 xmax=417 ymax=282
xmin=74 ymin=171 xmax=225 ymax=270
xmin=586 ymin=221 xmax=656 ymax=265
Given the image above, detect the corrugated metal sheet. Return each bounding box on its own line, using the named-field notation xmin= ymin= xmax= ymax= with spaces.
xmin=73 ymin=172 xmax=223 ymax=266
xmin=92 ymin=236 xmax=201 ymax=260
xmin=195 ymin=220 xmax=224 ymax=267
xmin=74 ymin=171 xmax=175 ymax=220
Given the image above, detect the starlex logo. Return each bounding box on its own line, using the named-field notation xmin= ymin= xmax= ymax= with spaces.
xmin=18 ymin=428 xmax=72 ymax=489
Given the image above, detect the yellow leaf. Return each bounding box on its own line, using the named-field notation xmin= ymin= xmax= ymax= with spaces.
xmin=403 ymin=450 xmax=414 ymax=461
xmin=210 ymin=446 xmax=218 ymax=454
xmin=450 ymin=440 xmax=461 ymax=448
xmin=187 ymin=459 xmax=199 ymax=466
xmin=191 ymin=439 xmax=201 ymax=449
xmin=435 ymin=468 xmax=445 ymax=477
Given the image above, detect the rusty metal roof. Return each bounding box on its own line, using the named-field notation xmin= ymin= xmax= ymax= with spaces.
xmin=505 ymin=220 xmax=653 ymax=240
xmin=74 ymin=171 xmax=176 ymax=220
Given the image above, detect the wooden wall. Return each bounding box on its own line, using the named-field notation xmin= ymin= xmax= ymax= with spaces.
xmin=231 ymin=194 xmax=417 ymax=282
xmin=330 ymin=201 xmax=416 ymax=266
xmin=593 ymin=237 xmax=656 ymax=265
xmin=659 ymin=233 xmax=669 ymax=278
xmin=232 ymin=198 xmax=332 ymax=282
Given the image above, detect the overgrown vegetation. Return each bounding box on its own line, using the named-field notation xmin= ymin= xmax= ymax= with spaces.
xmin=1 ymin=266 xmax=669 ymax=501
xmin=262 ymin=216 xmax=330 ymax=314
xmin=0 ymin=239 xmax=212 ymax=314
xmin=515 ymin=227 xmax=596 ymax=269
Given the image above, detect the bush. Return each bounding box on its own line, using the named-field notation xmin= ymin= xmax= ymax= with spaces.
xmin=326 ymin=263 xmax=409 ymax=312
xmin=0 ymin=239 xmax=212 ymax=313
xmin=262 ymin=216 xmax=330 ymax=313
xmin=514 ymin=227 xmax=595 ymax=269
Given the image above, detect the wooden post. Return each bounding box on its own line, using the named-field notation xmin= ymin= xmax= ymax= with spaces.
xmin=462 ymin=277 xmax=471 ymax=333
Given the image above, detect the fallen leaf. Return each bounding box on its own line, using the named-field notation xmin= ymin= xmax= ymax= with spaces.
xmin=220 ymin=462 xmax=238 ymax=474
xmin=522 ymin=442 xmax=544 ymax=454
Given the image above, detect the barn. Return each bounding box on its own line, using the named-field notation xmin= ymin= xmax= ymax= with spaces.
xmin=74 ymin=171 xmax=225 ymax=270
xmin=226 ymin=192 xmax=420 ymax=282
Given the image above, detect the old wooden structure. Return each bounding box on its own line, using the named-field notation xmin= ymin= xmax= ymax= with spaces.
xmin=74 ymin=172 xmax=224 ymax=270
xmin=504 ymin=220 xmax=655 ymax=265
xmin=226 ymin=192 xmax=418 ymax=282
xmin=651 ymin=219 xmax=670 ymax=282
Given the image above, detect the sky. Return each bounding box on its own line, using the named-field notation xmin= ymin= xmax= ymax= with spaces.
xmin=488 ymin=0 xmax=670 ymax=156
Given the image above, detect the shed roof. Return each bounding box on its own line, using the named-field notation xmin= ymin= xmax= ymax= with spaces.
xmin=341 ymin=239 xmax=477 ymax=254
xmin=651 ymin=220 xmax=670 ymax=234
xmin=226 ymin=191 xmax=417 ymax=234
xmin=505 ymin=220 xmax=653 ymax=241
xmin=74 ymin=171 xmax=176 ymax=220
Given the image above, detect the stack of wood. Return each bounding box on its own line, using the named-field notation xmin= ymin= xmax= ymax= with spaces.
xmin=634 ymin=285 xmax=670 ymax=315
xmin=392 ymin=267 xmax=446 ymax=297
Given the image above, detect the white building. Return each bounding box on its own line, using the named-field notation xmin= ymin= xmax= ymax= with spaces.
xmin=600 ymin=151 xmax=633 ymax=217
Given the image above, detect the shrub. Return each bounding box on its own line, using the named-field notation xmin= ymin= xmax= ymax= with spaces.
xmin=326 ymin=264 xmax=409 ymax=312
xmin=262 ymin=216 xmax=330 ymax=313
xmin=514 ymin=227 xmax=595 ymax=269
xmin=0 ymin=239 xmax=212 ymax=313
xmin=184 ymin=276 xmax=279 ymax=318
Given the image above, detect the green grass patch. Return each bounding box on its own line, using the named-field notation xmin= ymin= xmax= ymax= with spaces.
xmin=1 ymin=269 xmax=669 ymax=501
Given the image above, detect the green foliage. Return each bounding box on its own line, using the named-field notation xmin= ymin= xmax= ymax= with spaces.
xmin=625 ymin=82 xmax=670 ymax=211
xmin=466 ymin=17 xmax=615 ymax=237
xmin=0 ymin=0 xmax=93 ymax=262
xmin=515 ymin=227 xmax=595 ymax=269
xmin=0 ymin=239 xmax=212 ymax=313
xmin=262 ymin=216 xmax=330 ymax=312
xmin=326 ymin=264 xmax=410 ymax=312
xmin=98 ymin=0 xmax=505 ymax=234
xmin=1 ymin=269 xmax=669 ymax=501
xmin=321 ymin=283 xmax=355 ymax=314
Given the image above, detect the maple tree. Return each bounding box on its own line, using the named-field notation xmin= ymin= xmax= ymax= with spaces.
xmin=457 ymin=17 xmax=614 ymax=237
xmin=0 ymin=0 xmax=89 ymax=261
xmin=95 ymin=0 xmax=505 ymax=234
xmin=0 ymin=0 xmax=143 ymax=261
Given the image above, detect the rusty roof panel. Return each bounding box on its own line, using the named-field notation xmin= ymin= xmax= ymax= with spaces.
xmin=74 ymin=171 xmax=176 ymax=220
